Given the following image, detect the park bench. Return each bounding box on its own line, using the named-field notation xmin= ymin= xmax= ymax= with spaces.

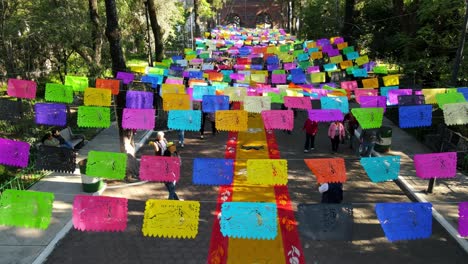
xmin=36 ymin=127 xmax=86 ymax=149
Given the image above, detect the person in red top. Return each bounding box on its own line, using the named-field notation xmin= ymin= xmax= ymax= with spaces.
xmin=302 ymin=118 xmax=318 ymax=153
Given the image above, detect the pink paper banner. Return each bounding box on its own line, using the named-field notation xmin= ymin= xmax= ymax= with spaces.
xmin=7 ymin=79 xmax=37 ymax=99
xmin=309 ymin=88 xmax=331 ymax=100
xmin=307 ymin=66 xmax=321 ymax=73
xmin=284 ymin=62 xmax=297 ymax=70
xmin=307 ymin=109 xmax=344 ymax=122
xmin=73 ymin=195 xmax=127 ymax=232
xmin=354 ymin=89 xmax=378 ymax=104
xmin=229 ymin=73 xmax=245 ymax=81
xmin=360 ymin=96 xmax=387 ymax=111
xmin=284 ymin=96 xmax=312 ymax=110
xmin=122 ymin=108 xmax=155 ymax=130
xmin=139 ymin=155 xmax=181 ymax=182
xmin=414 ymin=152 xmax=457 ymax=179
xmin=165 ymin=78 xmax=183 ymax=85
xmin=261 ymin=110 xmax=294 ymax=130
xmin=388 ymin=89 xmax=412 ymax=105
xmin=271 ymin=74 xmax=286 ymax=84
xmin=341 ymin=81 xmax=358 ymax=91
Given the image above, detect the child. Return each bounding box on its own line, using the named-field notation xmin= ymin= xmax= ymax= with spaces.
xmin=302 ymin=118 xmax=318 ymax=153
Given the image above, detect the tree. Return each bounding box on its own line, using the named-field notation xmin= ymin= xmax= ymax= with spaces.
xmin=104 ymin=0 xmax=126 ymax=76
xmin=341 ymin=0 xmax=356 ymax=45
xmin=194 ymin=0 xmax=201 ymax=37
xmin=147 ymin=0 xmax=164 ymax=62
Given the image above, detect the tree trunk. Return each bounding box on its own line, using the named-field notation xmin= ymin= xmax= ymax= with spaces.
xmin=194 ymin=0 xmax=201 ymax=37
xmin=342 ymin=0 xmax=356 ymax=45
xmin=88 ymin=0 xmax=103 ymax=75
xmin=104 ymin=0 xmax=127 ymax=76
xmin=147 ymin=0 xmax=164 ymax=62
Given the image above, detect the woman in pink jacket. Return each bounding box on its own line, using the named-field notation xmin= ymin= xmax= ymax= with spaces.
xmin=328 ymin=121 xmax=345 ymax=153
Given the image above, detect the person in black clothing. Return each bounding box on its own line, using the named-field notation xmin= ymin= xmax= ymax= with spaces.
xmin=52 ymin=129 xmax=73 ymax=149
xmin=163 ymin=142 xmax=181 ymax=200
xmin=318 ymin=182 xmax=343 ymax=203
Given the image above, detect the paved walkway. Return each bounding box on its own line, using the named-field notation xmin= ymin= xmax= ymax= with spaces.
xmin=0 ymin=110 xmax=467 ymax=263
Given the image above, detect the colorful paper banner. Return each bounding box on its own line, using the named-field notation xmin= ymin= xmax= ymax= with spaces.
xmin=139 ymin=155 xmax=181 ymax=182
xmin=7 ymin=79 xmax=37 ymax=99
xmin=202 ymin=95 xmax=230 ymax=113
xmin=126 ymin=91 xmax=154 ymax=109
xmin=167 ymin=110 xmax=202 ymax=131
xmin=261 ymin=110 xmax=294 ymax=130
xmin=304 ymin=158 xmax=347 ymax=183
xmin=307 ymin=109 xmax=344 ymax=122
xmin=398 ymin=105 xmax=432 ymax=128
xmin=77 ymin=106 xmax=111 ymax=128
xmin=413 ymin=152 xmax=457 ymax=179
xmin=34 ymin=103 xmax=67 ymax=126
xmin=122 ymin=108 xmax=155 ymax=130
xmin=35 ymin=145 xmax=76 ymax=173
xmin=351 ymin=107 xmax=383 ymax=129
xmin=192 ymin=158 xmax=234 ymax=185
xmin=443 ymin=102 xmax=468 ymax=125
xmin=95 ymin=78 xmax=120 ymax=95
xmin=360 ymin=156 xmax=401 ymax=182
xmin=86 ymin=151 xmax=127 ymax=180
xmin=45 ymin=83 xmax=74 ymax=103
xmin=0 ymin=138 xmax=30 ymax=168
xmin=215 ymin=110 xmax=248 ymax=131
xmin=244 ymin=96 xmax=271 ymax=113
xmin=65 ymin=75 xmax=89 ymax=92
xmin=246 ymin=159 xmax=288 ymax=186
xmin=320 ymin=96 xmax=349 ymax=114
xmin=284 ymin=96 xmax=311 ymax=110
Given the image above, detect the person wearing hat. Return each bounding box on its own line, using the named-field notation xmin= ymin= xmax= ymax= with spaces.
xmin=163 ymin=141 xmax=181 ymax=200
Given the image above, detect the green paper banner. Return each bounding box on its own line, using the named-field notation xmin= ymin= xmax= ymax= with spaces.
xmin=77 ymin=106 xmax=111 ymax=128
xmin=373 ymin=66 xmax=388 ymax=74
xmin=0 ymin=189 xmax=54 ymax=229
xmin=45 ymin=83 xmax=74 ymax=103
xmin=65 ymin=75 xmax=89 ymax=92
xmin=86 ymin=151 xmax=127 ymax=180
xmin=436 ymin=92 xmax=466 ymax=108
xmin=351 ymin=107 xmax=384 ymax=129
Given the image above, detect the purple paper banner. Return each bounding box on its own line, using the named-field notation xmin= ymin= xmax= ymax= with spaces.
xmin=309 ymin=89 xmax=331 ymax=100
xmin=116 ymin=72 xmax=135 ymax=85
xmin=0 ymin=138 xmax=30 ymax=168
xmin=459 ymin=202 xmax=468 ymax=237
xmin=307 ymin=66 xmax=321 ymax=73
xmin=360 ymin=96 xmax=387 ymax=112
xmin=414 ymin=152 xmax=457 ymax=179
xmin=122 ymin=108 xmax=155 ymax=130
xmin=388 ymin=89 xmax=412 ymax=105
xmin=126 ymin=91 xmax=153 ymax=109
xmin=34 ymin=103 xmax=67 ymax=126
xmin=307 ymin=109 xmax=344 ymax=122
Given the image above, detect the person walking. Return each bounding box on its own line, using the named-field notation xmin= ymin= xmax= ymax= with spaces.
xmin=302 ymin=118 xmax=318 ymax=153
xmin=163 ymin=142 xmax=181 ymax=200
xmin=318 ymin=182 xmax=343 ymax=203
xmin=359 ymin=128 xmax=380 ymax=157
xmin=150 ymin=131 xmax=168 ymax=156
xmin=343 ymin=113 xmax=359 ymax=149
xmin=123 ymin=129 xmax=139 ymax=183
xmin=328 ymin=121 xmax=345 ymax=153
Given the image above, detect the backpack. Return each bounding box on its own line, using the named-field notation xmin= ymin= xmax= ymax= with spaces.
xmin=322 ymin=183 xmax=343 ymax=203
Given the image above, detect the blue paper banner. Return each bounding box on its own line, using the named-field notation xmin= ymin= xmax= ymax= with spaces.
xmin=457 ymin=87 xmax=468 ymax=100
xmin=375 ymin=202 xmax=432 ymax=242
xmin=141 ymin=75 xmax=161 ymax=89
xmin=352 ymin=68 xmax=368 ymax=78
xmin=360 ymin=156 xmax=400 ymax=182
xmin=320 ymin=96 xmax=349 ymax=114
xmin=202 ymin=95 xmax=230 ymax=113
xmin=189 ymin=71 xmax=204 ymax=79
xmin=346 ymin=51 xmax=359 ymax=60
xmin=220 ymin=202 xmax=278 ymax=240
xmin=380 ymin=86 xmax=399 ymax=99
xmin=167 ymin=110 xmax=202 ymax=131
xmin=324 ymin=63 xmax=338 ymax=72
xmin=192 ymin=158 xmax=234 ymax=185
xmin=34 ymin=103 xmax=67 ymax=126
xmin=399 ymin=105 xmax=432 ymax=128
xmin=192 ymin=86 xmax=217 ymax=101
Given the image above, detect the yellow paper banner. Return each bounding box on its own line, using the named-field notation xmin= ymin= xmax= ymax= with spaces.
xmin=244 ymin=96 xmax=271 ymax=113
xmin=337 ymin=42 xmax=348 ymax=50
xmin=246 ymin=159 xmax=288 ymax=186
xmin=161 ymin=84 xmax=186 ymax=97
xmin=330 ymin=55 xmax=343 ymax=64
xmin=250 ymin=74 xmax=267 ymax=84
xmin=163 ymin=94 xmax=191 ymax=111
xmin=340 ymin=60 xmax=353 ymax=69
xmin=215 ymin=110 xmax=248 ymax=131
xmin=422 ymin=88 xmax=447 ymax=104
xmin=311 ymin=72 xmax=326 ymax=83
xmin=382 ymin=75 xmax=400 ymax=86
xmin=142 ymin=200 xmax=200 ymax=238
xmin=362 ymin=78 xmax=379 ymax=89
xmin=224 ymin=87 xmax=247 ymax=102
xmin=83 ymin=88 xmax=111 ymax=106
xmin=355 ymin=55 xmax=369 ymax=66
xmin=311 ymin=51 xmax=323 ymax=60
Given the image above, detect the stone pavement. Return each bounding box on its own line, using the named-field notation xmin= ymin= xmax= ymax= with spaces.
xmin=1 ymin=108 xmax=467 ymax=264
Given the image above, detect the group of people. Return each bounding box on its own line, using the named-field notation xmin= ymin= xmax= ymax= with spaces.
xmin=41 ymin=129 xmax=74 ymax=149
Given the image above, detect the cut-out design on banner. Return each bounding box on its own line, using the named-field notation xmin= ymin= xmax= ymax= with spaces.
xmin=34 ymin=103 xmax=67 ymax=126
xmin=359 ymin=96 xmax=387 ymax=111
xmin=7 ymin=79 xmax=37 ymax=99
xmin=272 ymin=74 xmax=287 ymax=84
xmin=0 ymin=189 xmax=54 ymax=229
xmin=362 ymin=78 xmax=379 ymax=89
xmin=73 ymin=195 xmax=127 ymax=232
xmin=340 ymin=81 xmax=358 ymax=91
xmin=201 ymin=95 xmax=230 ymax=113
xmin=35 ymin=145 xmax=76 ymax=173
xmin=0 ymin=138 xmax=30 ymax=168
xmin=167 ymin=110 xmax=202 ymax=131
xmin=122 ymin=108 xmax=155 ymax=130
xmin=320 ymin=96 xmax=349 ymax=114
xmin=261 ymin=110 xmax=294 ymax=130
xmin=373 ymin=66 xmax=388 ymax=74
xmin=126 ymin=91 xmax=153 ymax=109
xmin=163 ymin=94 xmax=191 ymax=111
xmin=413 ymin=152 xmax=457 ymax=179
xmin=307 ymin=109 xmax=344 ymax=122
xmin=215 ymin=110 xmax=248 ymax=131
xmin=139 ymin=155 xmax=181 ymax=182
xmin=310 ymin=72 xmax=325 ymax=83
xmin=380 ymin=86 xmax=399 ymax=98
xmin=224 ymin=87 xmax=247 ymax=102
xmin=375 ymin=202 xmax=432 ymax=242
xmin=382 ymin=75 xmax=399 ymax=86
xmin=398 ymin=95 xmax=425 ymax=106
xmin=399 ymin=105 xmax=432 ymax=128
xmin=246 ymin=159 xmax=288 ymax=186
xmin=435 ymin=92 xmax=466 ymax=108
xmin=86 ymin=151 xmax=127 ymax=180
xmin=77 ymin=106 xmax=111 ymax=128
xmin=116 ymin=72 xmax=134 ymax=85
xmin=45 ymin=83 xmax=74 ymax=103
xmin=244 ymin=96 xmax=271 ymax=113
xmin=84 ymin=88 xmax=112 ymax=106
xmin=422 ymin=88 xmax=447 ymax=104
xmin=142 ymin=200 xmax=200 ymax=238
xmin=65 ymin=75 xmax=88 ymax=92
xmin=297 ymin=203 xmax=353 ymax=241
xmin=141 ymin=75 xmax=161 ymax=89
xmin=459 ymin=202 xmax=468 ymax=237
xmin=388 ymin=89 xmax=412 ymax=105
xmin=220 ymin=202 xmax=278 ymax=240
xmin=192 ymin=158 xmax=234 ymax=185
xmin=0 ymin=99 xmax=21 ymax=121
xmin=161 ymin=84 xmax=186 ymax=96
xmin=304 ymin=158 xmax=347 ymax=184
xmin=355 ymin=55 xmax=369 ymax=66
xmin=443 ymin=102 xmax=468 ymax=125
xmin=354 ymin=89 xmax=378 ymax=104
xmin=284 ymin=96 xmax=311 ymax=110
xmin=351 ymin=108 xmax=383 ymax=129
xmin=95 ymin=78 xmax=120 ymax=95
xmin=360 ymin=156 xmax=400 ymax=182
